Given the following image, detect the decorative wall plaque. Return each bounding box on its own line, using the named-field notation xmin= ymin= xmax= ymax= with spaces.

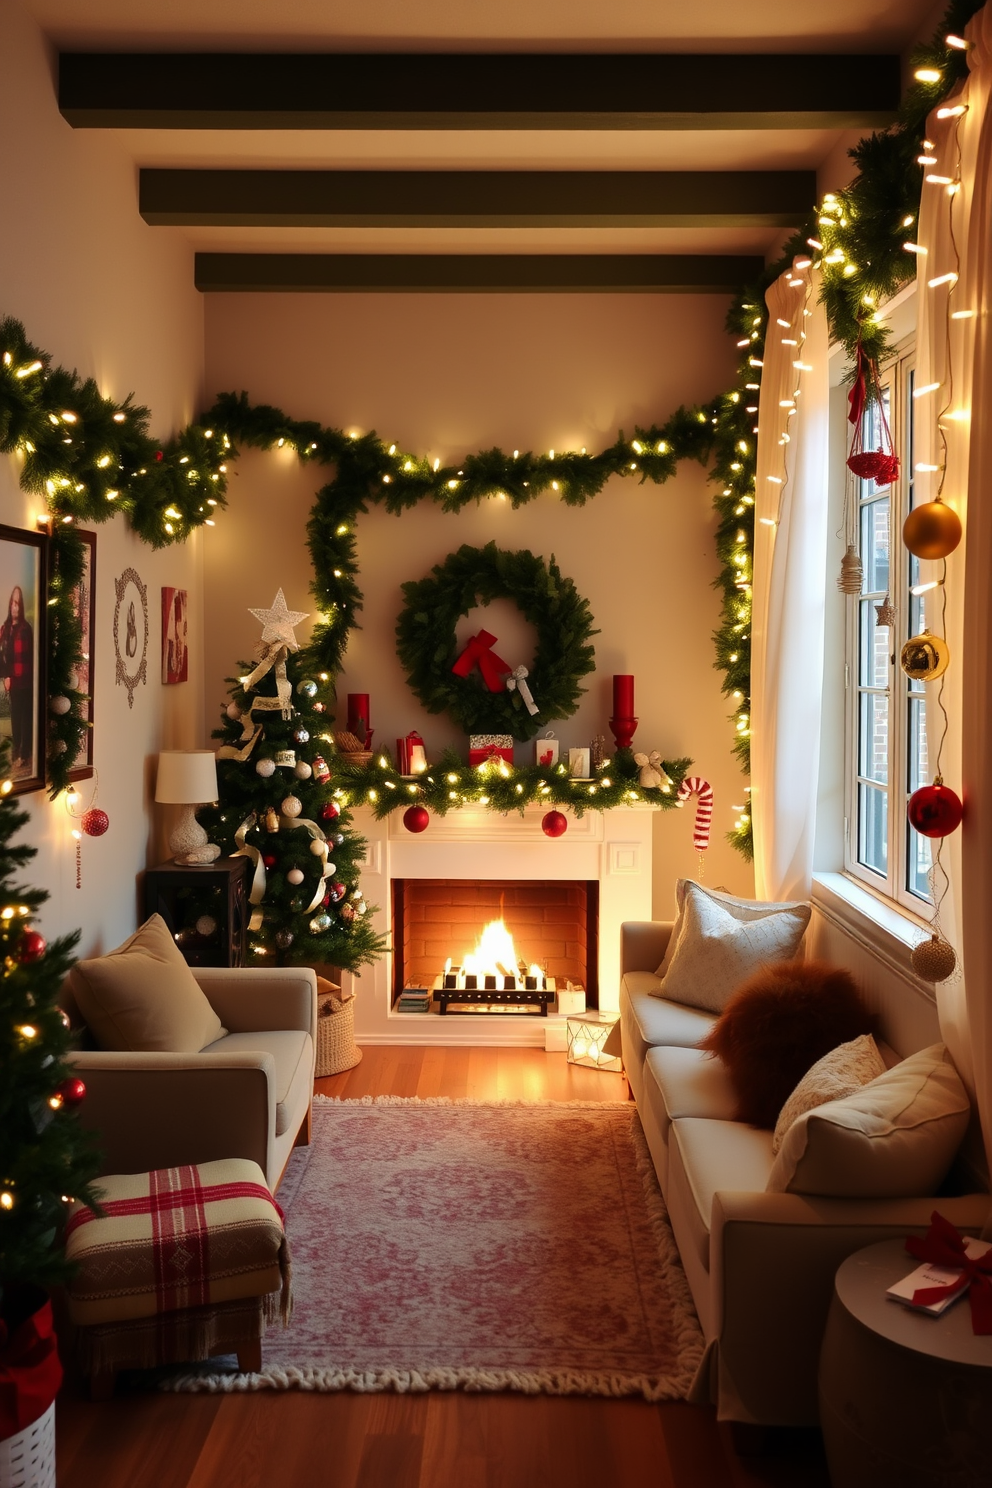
xmin=113 ymin=567 xmax=148 ymax=709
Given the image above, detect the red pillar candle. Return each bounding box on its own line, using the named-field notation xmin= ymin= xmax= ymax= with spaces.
xmin=612 ymin=675 xmax=634 ymax=718
xmin=347 ymin=693 xmax=370 ymax=743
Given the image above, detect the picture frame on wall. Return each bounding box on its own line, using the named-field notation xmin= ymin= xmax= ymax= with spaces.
xmin=0 ymin=523 xmax=47 ymax=795
xmin=161 ymin=586 xmax=188 ymax=684
xmin=68 ymin=529 xmax=96 ymax=783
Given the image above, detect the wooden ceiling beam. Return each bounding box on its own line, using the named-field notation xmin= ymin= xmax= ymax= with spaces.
xmin=59 ymin=52 xmax=900 ymax=132
xmin=192 ymin=253 xmax=765 ymax=293
xmin=140 ymin=169 xmax=816 ymax=228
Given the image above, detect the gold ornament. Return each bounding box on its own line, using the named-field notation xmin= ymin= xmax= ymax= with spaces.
xmin=902 ymin=500 xmax=962 ymax=560
xmin=900 ymin=630 xmax=950 ymax=682
xmin=911 ymin=933 xmax=957 ymax=983
xmin=875 ymin=595 xmax=896 ymax=629
xmin=837 ymin=544 xmax=863 ymax=595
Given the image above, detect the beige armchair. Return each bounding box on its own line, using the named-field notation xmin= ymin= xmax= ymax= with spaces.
xmin=62 ymin=967 xmax=317 ymax=1192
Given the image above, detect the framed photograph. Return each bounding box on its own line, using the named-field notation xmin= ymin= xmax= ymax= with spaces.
xmin=161 ymin=586 xmax=188 ymax=684
xmin=0 ymin=524 xmax=47 ymax=794
xmin=68 ymin=529 xmax=96 ymax=783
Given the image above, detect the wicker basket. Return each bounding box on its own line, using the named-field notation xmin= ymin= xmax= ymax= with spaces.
xmin=338 ymin=751 xmax=373 ymax=766
xmin=315 ymin=993 xmax=362 ymax=1077
xmin=0 ymin=1402 xmax=56 ymax=1488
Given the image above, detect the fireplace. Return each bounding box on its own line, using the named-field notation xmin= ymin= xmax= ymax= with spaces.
xmin=392 ymin=878 xmax=599 ymax=1009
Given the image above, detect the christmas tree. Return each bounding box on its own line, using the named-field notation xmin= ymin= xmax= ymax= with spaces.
xmin=0 ymin=740 xmax=102 ymax=1297
xmin=200 ymin=590 xmax=385 ymax=971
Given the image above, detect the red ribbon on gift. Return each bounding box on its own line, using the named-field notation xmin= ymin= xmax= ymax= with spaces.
xmin=451 ymin=630 xmax=512 ymax=692
xmin=0 ymin=1296 xmax=63 ymax=1436
xmin=906 ymin=1210 xmax=992 ymax=1334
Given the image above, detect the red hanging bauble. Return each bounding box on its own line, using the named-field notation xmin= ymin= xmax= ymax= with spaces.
xmin=907 ymin=781 xmax=963 ymax=838
xmin=541 ymin=810 xmax=568 ymax=839
xmin=403 ymin=804 xmax=430 ymax=834
xmin=262 ymin=852 xmax=278 ymax=869
xmin=53 ymin=1076 xmax=86 ymax=1107
xmin=81 ymin=808 xmax=109 ymax=837
xmin=321 ymin=801 xmax=341 ymax=821
xmin=17 ymin=928 xmax=46 ymax=962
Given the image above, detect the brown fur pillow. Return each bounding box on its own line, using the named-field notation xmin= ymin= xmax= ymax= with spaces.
xmin=698 ymin=961 xmax=877 ymax=1129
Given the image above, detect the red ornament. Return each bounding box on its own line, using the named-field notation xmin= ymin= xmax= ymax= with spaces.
xmin=329 ymin=881 xmax=347 ymax=903
xmin=262 ymin=852 xmax=278 ymax=869
xmin=847 ymin=449 xmax=901 ymax=484
xmin=54 ymin=1076 xmax=86 ymax=1107
xmin=403 ymin=804 xmax=430 ymax=834
xmin=155 ymin=450 xmax=164 ymax=462
xmin=542 ymin=810 xmax=568 ymax=838
xmin=17 ymin=928 xmax=46 ymax=962
xmin=321 ymin=800 xmax=340 ymax=821
xmin=908 ymin=781 xmax=963 ymax=839
xmin=81 ymin=808 xmax=109 ymax=837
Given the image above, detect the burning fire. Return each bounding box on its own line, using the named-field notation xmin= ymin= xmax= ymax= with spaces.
xmin=444 ymin=918 xmax=544 ymax=988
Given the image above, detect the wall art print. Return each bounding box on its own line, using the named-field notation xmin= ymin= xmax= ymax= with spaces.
xmin=113 ymin=567 xmax=148 ymax=710
xmin=0 ymin=523 xmax=47 ymax=794
xmin=161 ymin=586 xmax=188 ymax=684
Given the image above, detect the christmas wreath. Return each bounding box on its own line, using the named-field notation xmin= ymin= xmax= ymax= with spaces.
xmin=395 ymin=542 xmax=597 ymax=741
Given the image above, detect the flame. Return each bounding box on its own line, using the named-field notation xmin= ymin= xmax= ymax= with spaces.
xmin=462 ymin=918 xmax=518 ymax=977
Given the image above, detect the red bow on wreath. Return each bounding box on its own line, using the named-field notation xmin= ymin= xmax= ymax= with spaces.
xmin=847 ymin=334 xmax=901 ymax=485
xmin=451 ymin=630 xmax=512 ymax=692
xmin=906 ymin=1210 xmax=992 ymax=1334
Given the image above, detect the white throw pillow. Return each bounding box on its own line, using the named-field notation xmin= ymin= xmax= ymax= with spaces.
xmin=652 ymin=879 xmax=810 ymax=1014
xmin=767 ymin=1044 xmax=971 ymax=1198
xmin=772 ymin=1034 xmax=887 ymax=1155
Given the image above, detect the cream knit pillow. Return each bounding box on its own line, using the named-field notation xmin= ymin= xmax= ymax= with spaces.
xmin=772 ymin=1033 xmax=887 ymax=1154
xmin=653 ymin=879 xmax=810 ymax=1014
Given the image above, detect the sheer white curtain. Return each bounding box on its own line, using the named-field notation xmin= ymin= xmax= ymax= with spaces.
xmin=915 ymin=5 xmax=992 ymax=1179
xmin=750 ymin=263 xmax=829 ymax=903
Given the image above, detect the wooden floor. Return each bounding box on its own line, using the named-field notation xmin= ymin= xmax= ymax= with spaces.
xmin=55 ymin=1046 xmax=830 ymax=1488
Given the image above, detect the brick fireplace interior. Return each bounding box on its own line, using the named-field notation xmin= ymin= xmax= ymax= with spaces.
xmin=393 ymin=878 xmax=599 ymax=1008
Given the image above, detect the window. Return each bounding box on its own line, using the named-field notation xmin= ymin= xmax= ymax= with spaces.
xmin=845 ymin=342 xmax=933 ymax=912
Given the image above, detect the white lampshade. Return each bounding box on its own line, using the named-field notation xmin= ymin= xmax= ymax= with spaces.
xmin=155 ymin=751 xmax=219 ymax=805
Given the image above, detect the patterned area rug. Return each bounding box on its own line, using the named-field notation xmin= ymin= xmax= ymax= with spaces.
xmin=169 ymin=1095 xmax=704 ymax=1400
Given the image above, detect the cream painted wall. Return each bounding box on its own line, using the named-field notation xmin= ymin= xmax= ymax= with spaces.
xmin=0 ymin=0 xmax=204 ymax=954
xmin=204 ymin=291 xmax=755 ymax=912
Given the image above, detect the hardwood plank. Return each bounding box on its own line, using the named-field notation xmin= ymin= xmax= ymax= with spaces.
xmin=56 ymin=1387 xmax=221 ymax=1488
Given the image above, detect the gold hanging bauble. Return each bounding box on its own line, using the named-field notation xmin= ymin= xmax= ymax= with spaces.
xmin=911 ymin=933 xmax=957 ymax=983
xmin=900 ymin=630 xmax=950 ymax=681
xmin=837 ymin=544 xmax=863 ymax=595
xmin=902 ymin=499 xmax=962 ymax=560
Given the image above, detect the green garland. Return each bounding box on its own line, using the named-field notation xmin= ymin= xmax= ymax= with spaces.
xmin=334 ymin=745 xmax=692 ymax=820
xmin=395 ymin=542 xmax=597 ymax=741
xmin=0 ymin=0 xmax=976 ymax=839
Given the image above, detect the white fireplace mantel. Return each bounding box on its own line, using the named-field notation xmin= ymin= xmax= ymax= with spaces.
xmin=342 ymin=803 xmax=654 ymax=1046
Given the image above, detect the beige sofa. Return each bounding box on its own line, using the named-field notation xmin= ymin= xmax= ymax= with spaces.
xmin=62 ymin=967 xmax=317 ymax=1193
xmin=619 ymin=917 xmax=989 ymax=1427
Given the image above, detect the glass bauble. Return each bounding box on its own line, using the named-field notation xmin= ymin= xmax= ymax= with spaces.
xmin=903 ymin=499 xmax=962 ymax=560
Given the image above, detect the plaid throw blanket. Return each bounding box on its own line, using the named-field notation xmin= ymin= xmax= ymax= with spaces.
xmin=65 ymin=1158 xmax=291 ymax=1328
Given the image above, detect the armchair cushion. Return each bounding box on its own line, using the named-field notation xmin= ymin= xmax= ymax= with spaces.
xmin=202 ymin=1030 xmax=313 ymax=1136
xmin=65 ymin=914 xmax=225 ymax=1053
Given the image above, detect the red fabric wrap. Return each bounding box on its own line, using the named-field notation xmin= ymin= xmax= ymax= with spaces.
xmin=451 ymin=630 xmax=512 ymax=692
xmin=0 ymin=1298 xmax=62 ymax=1437
xmin=907 ymin=1210 xmax=992 ymax=1334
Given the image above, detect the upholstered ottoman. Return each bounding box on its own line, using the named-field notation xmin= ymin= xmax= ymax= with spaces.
xmin=64 ymin=1157 xmax=291 ymax=1398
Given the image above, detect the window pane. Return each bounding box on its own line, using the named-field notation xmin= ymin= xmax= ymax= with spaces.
xmin=858 ymin=783 xmax=888 ymax=875
xmin=908 ymin=695 xmax=929 ymax=792
xmin=859 ymin=693 xmax=889 ymax=783
xmin=859 ymin=602 xmax=890 ymax=688
xmin=859 ymin=496 xmax=890 ymax=594
xmin=907 ymin=824 xmax=933 ymax=902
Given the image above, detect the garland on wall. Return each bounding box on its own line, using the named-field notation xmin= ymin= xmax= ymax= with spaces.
xmin=0 ymin=0 xmax=979 ymax=839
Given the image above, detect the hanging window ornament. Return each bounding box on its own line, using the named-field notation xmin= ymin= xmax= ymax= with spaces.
xmin=837 ymin=544 xmax=864 ymax=595
xmin=907 ymin=778 xmax=963 ymax=838
xmin=903 ymin=498 xmax=962 ymax=560
xmin=64 ymin=776 xmax=108 ymax=888
xmin=846 ymin=334 xmax=901 ymax=484
xmin=900 ymin=630 xmax=950 ymax=682
xmin=875 ymin=595 xmax=897 ymax=629
xmin=911 ymin=933 xmax=957 ymax=983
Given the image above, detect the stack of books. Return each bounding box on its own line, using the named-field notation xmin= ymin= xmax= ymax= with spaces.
xmin=396 ymin=986 xmax=433 ymax=1014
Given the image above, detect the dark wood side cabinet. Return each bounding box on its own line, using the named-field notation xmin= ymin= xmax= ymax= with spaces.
xmin=143 ymin=856 xmax=249 ymax=967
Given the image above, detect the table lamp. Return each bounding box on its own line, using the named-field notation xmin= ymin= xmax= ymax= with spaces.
xmin=155 ymin=751 xmax=221 ymax=864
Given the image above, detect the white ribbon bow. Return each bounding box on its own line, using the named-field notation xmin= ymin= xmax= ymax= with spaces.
xmin=506 ymin=665 xmax=538 ymax=716
xmin=634 ymin=750 xmax=672 ymax=790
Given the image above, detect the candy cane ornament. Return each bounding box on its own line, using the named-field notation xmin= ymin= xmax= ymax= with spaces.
xmin=676 ymin=776 xmax=714 ymax=854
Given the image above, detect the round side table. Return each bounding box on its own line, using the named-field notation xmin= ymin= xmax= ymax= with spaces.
xmin=819 ymin=1237 xmax=992 ymax=1488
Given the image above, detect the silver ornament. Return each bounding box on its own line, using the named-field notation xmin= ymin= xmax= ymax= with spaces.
xmin=297 ymin=680 xmax=318 ymax=699
xmin=195 ymin=915 xmax=217 ymax=937
xmin=275 ymin=929 xmax=295 ymax=950
xmin=281 ymin=795 xmax=303 ymax=817
xmin=309 ymin=912 xmax=332 ymax=934
xmin=256 ymin=758 xmax=276 ymax=778
xmin=294 ymin=761 xmax=312 ymax=780
xmin=49 ymin=695 xmax=71 ymax=716
xmin=226 ymin=702 xmax=242 ymax=720
xmin=293 ymin=726 xmax=310 ymax=745
xmin=287 ymin=868 xmax=304 ymax=885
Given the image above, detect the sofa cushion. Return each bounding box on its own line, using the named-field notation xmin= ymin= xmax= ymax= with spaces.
xmin=655 ymin=880 xmax=810 ymax=1014
xmin=202 ymin=1030 xmax=313 ymax=1137
xmin=698 ymin=960 xmax=876 ymax=1130
xmin=646 ymin=1045 xmax=739 ymax=1126
xmin=772 ymin=1034 xmax=886 ymax=1154
xmin=767 ymin=1044 xmax=971 ymax=1198
xmin=669 ymin=1117 xmax=777 ymax=1268
xmin=65 ymin=914 xmax=226 ymax=1054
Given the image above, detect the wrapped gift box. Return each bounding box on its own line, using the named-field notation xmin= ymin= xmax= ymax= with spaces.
xmin=556 ymin=985 xmax=587 ymax=1016
xmin=469 ymin=734 xmax=514 ymax=766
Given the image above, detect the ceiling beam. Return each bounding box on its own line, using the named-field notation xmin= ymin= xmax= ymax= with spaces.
xmin=140 ymin=169 xmax=815 ymax=229
xmin=59 ymin=52 xmax=900 ymax=132
xmin=193 ymin=253 xmax=764 ymax=293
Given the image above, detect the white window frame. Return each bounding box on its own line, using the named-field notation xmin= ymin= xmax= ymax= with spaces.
xmin=843 ymin=335 xmax=933 ymax=915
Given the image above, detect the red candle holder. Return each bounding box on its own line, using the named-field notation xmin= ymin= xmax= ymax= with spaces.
xmin=609 ymin=716 xmax=638 ymax=750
